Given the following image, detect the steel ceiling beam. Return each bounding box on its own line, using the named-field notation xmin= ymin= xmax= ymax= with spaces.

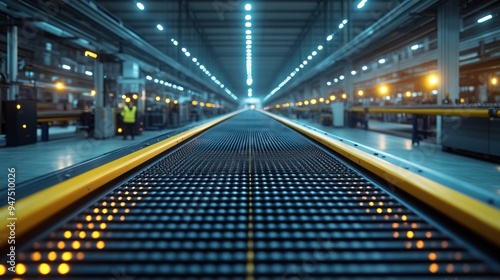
xmin=264 ymin=0 xmax=441 ymax=104
xmin=3 ymin=0 xmax=237 ymax=103
xmin=269 ymin=0 xmax=325 ymax=93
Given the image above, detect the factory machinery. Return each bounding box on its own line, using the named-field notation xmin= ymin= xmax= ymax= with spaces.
xmin=1 ymin=110 xmax=499 ymax=279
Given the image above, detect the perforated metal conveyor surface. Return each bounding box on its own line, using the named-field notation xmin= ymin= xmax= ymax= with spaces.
xmin=7 ymin=111 xmax=500 ymax=279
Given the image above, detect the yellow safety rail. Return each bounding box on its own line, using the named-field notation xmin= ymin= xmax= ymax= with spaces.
xmin=350 ymin=106 xmax=500 ymax=118
xmin=0 ymin=110 xmax=244 ymax=245
xmin=262 ymin=110 xmax=500 ymax=247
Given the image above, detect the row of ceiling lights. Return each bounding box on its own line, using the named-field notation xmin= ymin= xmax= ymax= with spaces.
xmin=325 ymin=11 xmax=494 ymax=86
xmin=263 ymin=0 xmax=376 ymax=101
xmin=60 ymin=64 xmax=93 ymax=77
xmin=135 ymin=2 xmax=237 ymax=101
xmin=146 ymin=75 xmax=184 ymax=92
xmin=263 ymin=18 xmax=348 ymax=101
xmin=245 ymin=3 xmax=253 ymax=98
xmin=263 ymin=0 xmax=495 ymax=103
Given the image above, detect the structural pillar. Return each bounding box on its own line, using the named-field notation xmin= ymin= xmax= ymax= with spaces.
xmin=344 ymin=66 xmax=354 ymax=103
xmin=341 ymin=0 xmax=352 ymax=45
xmin=93 ymin=60 xmax=115 ymax=139
xmin=94 ymin=60 xmax=104 ymax=107
xmin=7 ymin=24 xmax=18 ymax=100
xmin=437 ymin=0 xmax=460 ymax=145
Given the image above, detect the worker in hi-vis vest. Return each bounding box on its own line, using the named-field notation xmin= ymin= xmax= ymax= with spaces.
xmin=121 ymin=102 xmax=137 ymax=140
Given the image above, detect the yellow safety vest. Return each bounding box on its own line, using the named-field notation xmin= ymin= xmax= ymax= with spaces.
xmin=121 ymin=105 xmax=136 ymax=123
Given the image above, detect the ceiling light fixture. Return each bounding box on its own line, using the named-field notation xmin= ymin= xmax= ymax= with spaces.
xmin=357 ymin=0 xmax=367 ymax=9
xmin=477 ymin=14 xmax=492 ymax=23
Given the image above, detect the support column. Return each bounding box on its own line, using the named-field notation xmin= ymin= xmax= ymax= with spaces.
xmin=7 ymin=25 xmax=18 ymax=100
xmin=344 ymin=66 xmax=354 ymax=103
xmin=341 ymin=0 xmax=352 ymax=45
xmin=94 ymin=60 xmax=104 ymax=107
xmin=437 ymin=0 xmax=460 ymax=145
xmin=93 ymin=60 xmax=115 ymax=139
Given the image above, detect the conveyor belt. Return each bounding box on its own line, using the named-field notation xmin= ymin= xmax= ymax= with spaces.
xmin=2 ymin=111 xmax=499 ymax=279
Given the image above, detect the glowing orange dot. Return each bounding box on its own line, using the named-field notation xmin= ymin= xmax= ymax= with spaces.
xmin=57 ymin=241 xmax=65 ymax=249
xmin=39 ymin=263 xmax=51 ymax=275
xmin=429 ymin=263 xmax=438 ymax=273
xmin=405 ymin=242 xmax=412 ymax=249
xmin=76 ymin=252 xmax=85 ymax=260
xmin=88 ymin=223 xmax=95 ymax=229
xmin=48 ymin=251 xmax=57 ymax=261
xmin=31 ymin=252 xmax=42 ymax=261
xmin=58 ymin=263 xmax=70 ymax=275
xmin=392 ymin=223 xmax=399 ymax=228
xmin=97 ymin=241 xmax=105 ymax=249
xmin=428 ymin=253 xmax=437 ymax=261
xmin=62 ymin=252 xmax=72 ymax=261
xmin=416 ymin=240 xmax=424 ymax=249
xmin=77 ymin=223 xmax=83 ymax=229
xmin=426 ymin=231 xmax=432 ymax=238
xmin=16 ymin=263 xmax=27 ymax=275
xmin=393 ymin=232 xmax=399 ymax=238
